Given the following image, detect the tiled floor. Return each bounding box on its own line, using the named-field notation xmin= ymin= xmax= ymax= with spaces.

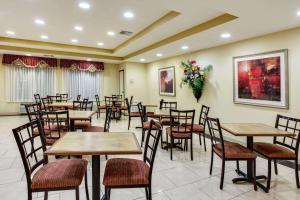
xmin=0 ymin=115 xmax=299 ymax=200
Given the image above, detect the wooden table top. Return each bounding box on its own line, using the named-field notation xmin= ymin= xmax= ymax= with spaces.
xmin=49 ymin=102 xmax=74 ymax=108
xmin=45 ymin=132 xmax=142 ymax=156
xmin=45 ymin=110 xmax=95 ymax=120
xmin=221 ymin=123 xmax=294 ymax=137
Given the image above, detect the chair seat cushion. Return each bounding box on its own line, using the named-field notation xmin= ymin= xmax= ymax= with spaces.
xmin=213 ymin=142 xmax=256 ymax=159
xmin=84 ymin=126 xmax=105 ymax=132
xmin=161 ymin=118 xmax=171 ymax=125
xmin=103 ymin=158 xmax=149 ymax=187
xmin=142 ymin=121 xmax=159 ymax=130
xmin=129 ymin=112 xmax=141 ymax=117
xmin=74 ymin=121 xmax=91 ymax=129
xmin=185 ymin=124 xmax=204 ymax=133
xmin=98 ymin=105 xmax=106 ymax=109
xmin=253 ymin=142 xmax=295 ymax=159
xmin=31 ymin=159 xmax=88 ymax=190
xmin=119 ymin=106 xmax=128 ymax=110
xmin=166 ymin=127 xmax=192 ymax=138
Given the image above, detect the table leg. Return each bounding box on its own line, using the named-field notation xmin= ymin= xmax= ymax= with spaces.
xmin=70 ymin=119 xmax=75 ymax=131
xmin=232 ymin=136 xmax=267 ymax=191
xmin=92 ymin=155 xmax=101 ymax=200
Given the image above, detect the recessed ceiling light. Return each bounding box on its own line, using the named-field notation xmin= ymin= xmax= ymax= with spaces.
xmin=107 ymin=31 xmax=115 ymax=36
xmin=124 ymin=11 xmax=134 ymax=19
xmin=86 ymin=58 xmax=92 ymax=61
xmin=25 ymin=53 xmax=31 ymax=56
xmin=35 ymin=19 xmax=45 ymax=25
xmin=140 ymin=58 xmax=146 ymax=62
xmin=74 ymin=26 xmax=83 ymax=31
xmin=6 ymin=30 xmax=15 ymax=35
xmin=71 ymin=39 xmax=78 ymax=43
xmin=41 ymin=35 xmax=48 ymax=39
xmin=181 ymin=45 xmax=189 ymax=50
xmin=78 ymin=2 xmax=90 ymax=10
xmin=156 ymin=53 xmax=163 ymax=57
xmin=297 ymin=11 xmax=300 ymax=16
xmin=221 ymin=33 xmax=231 ymax=39
xmin=97 ymin=42 xmax=104 ymax=46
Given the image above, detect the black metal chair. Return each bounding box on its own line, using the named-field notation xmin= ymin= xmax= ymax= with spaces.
xmin=12 ymin=119 xmax=89 ymax=200
xmin=253 ymin=114 xmax=300 ymax=192
xmin=84 ymin=108 xmax=113 ymax=132
xmin=74 ymin=98 xmax=92 ymax=130
xmin=95 ymin=94 xmax=106 ymax=119
xmin=126 ymin=96 xmax=140 ymax=129
xmin=207 ymin=117 xmax=257 ymax=190
xmin=103 ymin=120 xmax=162 ymax=200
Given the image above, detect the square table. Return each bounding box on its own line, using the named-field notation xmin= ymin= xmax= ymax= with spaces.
xmin=68 ymin=110 xmax=96 ymax=131
xmin=221 ymin=123 xmax=294 ymax=192
xmin=45 ymin=132 xmax=142 ymax=200
xmin=48 ymin=102 xmax=74 ymax=110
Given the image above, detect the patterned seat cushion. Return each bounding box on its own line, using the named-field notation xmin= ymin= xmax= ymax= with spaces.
xmin=166 ymin=127 xmax=192 ymax=138
xmin=142 ymin=121 xmax=159 ymax=130
xmin=129 ymin=112 xmax=141 ymax=117
xmin=103 ymin=158 xmax=150 ymax=187
xmin=84 ymin=126 xmax=105 ymax=132
xmin=74 ymin=121 xmax=91 ymax=129
xmin=213 ymin=142 xmax=256 ymax=159
xmin=31 ymin=159 xmax=88 ymax=190
xmin=184 ymin=124 xmax=204 ymax=133
xmin=253 ymin=142 xmax=295 ymax=159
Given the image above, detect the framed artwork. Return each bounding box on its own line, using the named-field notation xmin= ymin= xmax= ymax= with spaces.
xmin=159 ymin=66 xmax=176 ymax=96
xmin=233 ymin=49 xmax=288 ymax=108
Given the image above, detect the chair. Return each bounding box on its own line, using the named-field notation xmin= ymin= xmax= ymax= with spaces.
xmin=185 ymin=105 xmax=210 ymax=151
xmin=84 ymin=108 xmax=113 ymax=132
xmin=103 ymin=120 xmax=162 ymax=200
xmin=12 ymin=119 xmax=89 ymax=200
xmin=105 ymin=96 xmax=121 ymax=120
xmin=57 ymin=93 xmax=68 ymax=102
xmin=253 ymin=115 xmax=300 ymax=192
xmin=137 ymin=102 xmax=159 ymax=147
xmin=73 ymin=99 xmax=92 ymax=130
xmin=40 ymin=110 xmax=70 ymax=146
xmin=34 ymin=94 xmax=41 ymax=104
xmin=126 ymin=97 xmax=140 ymax=129
xmin=167 ymin=109 xmax=195 ymax=160
xmin=77 ymin=95 xmax=81 ymax=101
xmin=207 ymin=117 xmax=257 ymax=190
xmin=73 ymin=100 xmax=82 ymax=110
xmin=41 ymin=97 xmax=51 ymax=111
xmin=95 ymin=94 xmax=106 ymax=119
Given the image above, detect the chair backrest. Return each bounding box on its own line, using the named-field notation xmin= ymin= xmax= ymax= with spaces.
xmin=41 ymin=97 xmax=51 ymax=111
xmin=40 ymin=110 xmax=70 ymax=140
xmin=105 ymin=96 xmax=114 ymax=107
xmin=95 ymin=94 xmax=100 ymax=107
xmin=206 ymin=117 xmax=225 ymax=158
xmin=82 ymin=99 xmax=93 ymax=111
xmin=33 ymin=94 xmax=41 ymax=104
xmin=25 ymin=103 xmax=40 ymax=122
xmin=199 ymin=105 xmax=210 ymax=126
xmin=170 ymin=109 xmax=195 ymax=135
xmin=47 ymin=95 xmax=61 ymax=103
xmin=103 ymin=108 xmax=113 ymax=132
xmin=137 ymin=102 xmax=146 ymax=125
xmin=143 ymin=120 xmax=162 ymax=179
xmin=112 ymin=94 xmax=122 ymax=100
xmin=159 ymin=99 xmax=177 ymax=110
xmin=73 ymin=100 xmax=82 ymax=110
xmin=76 ymin=95 xmax=81 ymax=101
xmin=60 ymin=93 xmax=68 ymax=102
xmin=12 ymin=120 xmax=48 ymax=189
xmin=274 ymin=114 xmax=300 ymax=154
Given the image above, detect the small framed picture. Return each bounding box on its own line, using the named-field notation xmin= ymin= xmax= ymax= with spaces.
xmin=233 ymin=49 xmax=288 ymax=108
xmin=158 ymin=66 xmax=176 ymax=96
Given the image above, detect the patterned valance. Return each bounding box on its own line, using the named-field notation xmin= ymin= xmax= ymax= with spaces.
xmin=2 ymin=54 xmax=57 ymax=68
xmin=60 ymin=59 xmax=104 ymax=72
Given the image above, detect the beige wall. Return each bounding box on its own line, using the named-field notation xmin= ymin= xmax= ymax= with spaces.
xmin=0 ymin=54 xmax=119 ymax=114
xmin=146 ymin=27 xmax=300 ymax=141
xmin=122 ymin=62 xmax=148 ymax=103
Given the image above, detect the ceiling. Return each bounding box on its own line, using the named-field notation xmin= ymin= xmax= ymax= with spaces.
xmin=0 ymin=0 xmax=300 ymax=63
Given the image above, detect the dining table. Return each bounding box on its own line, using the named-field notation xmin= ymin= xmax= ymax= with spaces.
xmin=48 ymin=101 xmax=74 ymax=110
xmin=45 ymin=132 xmax=142 ymax=200
xmin=221 ymin=123 xmax=294 ymax=192
xmin=68 ymin=110 xmax=96 ymax=131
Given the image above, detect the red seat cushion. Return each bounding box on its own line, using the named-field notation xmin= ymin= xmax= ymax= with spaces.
xmin=119 ymin=106 xmax=128 ymax=110
xmin=129 ymin=112 xmax=141 ymax=117
xmin=103 ymin=158 xmax=149 ymax=187
xmin=98 ymin=105 xmax=106 ymax=109
xmin=142 ymin=121 xmax=159 ymax=130
xmin=31 ymin=159 xmax=88 ymax=190
xmin=84 ymin=126 xmax=105 ymax=132
xmin=166 ymin=127 xmax=192 ymax=138
xmin=213 ymin=142 xmax=256 ymax=159
xmin=253 ymin=142 xmax=295 ymax=159
xmin=74 ymin=121 xmax=91 ymax=129
xmin=185 ymin=124 xmax=204 ymax=133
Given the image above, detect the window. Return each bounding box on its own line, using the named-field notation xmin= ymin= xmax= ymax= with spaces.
xmin=5 ymin=66 xmax=57 ymax=102
xmin=61 ymin=69 xmax=103 ymax=100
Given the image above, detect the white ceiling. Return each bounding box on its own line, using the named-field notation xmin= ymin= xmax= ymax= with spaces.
xmin=0 ymin=0 xmax=300 ymax=63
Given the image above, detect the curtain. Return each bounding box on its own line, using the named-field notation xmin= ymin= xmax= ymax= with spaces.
xmin=61 ymin=69 xmax=103 ymax=100
xmin=5 ymin=66 xmax=57 ymax=102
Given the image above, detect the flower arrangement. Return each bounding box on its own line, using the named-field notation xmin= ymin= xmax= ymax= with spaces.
xmin=180 ymin=60 xmax=212 ymax=102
